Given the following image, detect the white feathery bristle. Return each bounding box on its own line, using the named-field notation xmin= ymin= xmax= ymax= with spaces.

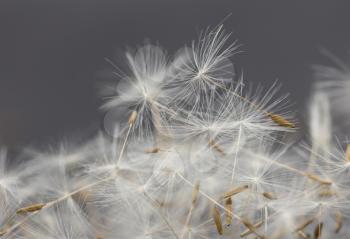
xmin=314 ymin=57 xmax=350 ymax=132
xmin=309 ymin=92 xmax=332 ymax=155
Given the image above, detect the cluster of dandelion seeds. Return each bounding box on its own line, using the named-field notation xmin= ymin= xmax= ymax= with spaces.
xmin=2 ymin=24 xmax=350 ymax=239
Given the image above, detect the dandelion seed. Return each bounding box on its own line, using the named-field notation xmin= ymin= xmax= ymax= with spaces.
xmin=262 ymin=192 xmax=277 ymax=200
xmin=297 ymin=230 xmax=310 ymax=239
xmin=101 ymin=44 xmax=171 ymax=138
xmin=128 ymin=110 xmax=137 ymax=125
xmin=295 ymin=218 xmax=315 ymax=232
xmin=335 ymin=211 xmax=342 ymax=233
xmin=268 ymin=113 xmax=295 ymax=128
xmin=318 ymin=188 xmax=337 ymax=197
xmin=345 ymin=144 xmax=350 ymax=162
xmin=241 ymin=219 xmax=264 ymax=239
xmin=0 ymin=229 xmax=8 ymax=237
xmin=169 ymin=25 xmax=239 ymax=106
xmin=313 ymin=222 xmax=323 ymax=239
xmin=306 ymin=173 xmax=332 ymax=185
xmin=16 ymin=203 xmax=45 ymax=214
xmin=144 ymin=147 xmax=160 ymax=153
xmin=212 ymin=205 xmax=223 ymax=235
xmin=222 ymin=185 xmax=249 ymax=199
xmin=191 ymin=181 xmax=200 ymax=205
xmin=240 ymin=220 xmax=263 ymax=237
xmin=224 ymin=197 xmax=232 ymax=226
xmin=208 ymin=140 xmax=226 ymax=156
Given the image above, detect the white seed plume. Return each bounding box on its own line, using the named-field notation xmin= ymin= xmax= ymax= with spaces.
xmin=168 ymin=25 xmax=239 ymax=107
xmin=309 ymin=92 xmax=332 ymax=156
xmin=314 ymin=55 xmax=350 ymax=132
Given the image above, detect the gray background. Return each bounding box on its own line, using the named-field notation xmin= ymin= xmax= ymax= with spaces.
xmin=1 ymin=0 xmax=349 ymax=149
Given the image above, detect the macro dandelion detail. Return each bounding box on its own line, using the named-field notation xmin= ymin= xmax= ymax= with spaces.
xmin=2 ymin=23 xmax=350 ymax=239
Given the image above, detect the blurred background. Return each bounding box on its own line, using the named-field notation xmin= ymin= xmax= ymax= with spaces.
xmin=1 ymin=0 xmax=350 ymax=150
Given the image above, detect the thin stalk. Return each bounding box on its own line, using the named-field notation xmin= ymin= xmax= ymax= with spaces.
xmin=116 ymin=111 xmax=136 ymax=167
xmin=180 ymin=181 xmax=200 ymax=239
xmin=244 ymin=150 xmax=332 ymax=185
xmin=143 ymin=192 xmax=180 ymax=239
xmin=230 ymin=123 xmax=242 ymax=184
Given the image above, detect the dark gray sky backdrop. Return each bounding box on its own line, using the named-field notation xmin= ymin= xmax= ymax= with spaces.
xmin=1 ymin=0 xmax=350 ymax=149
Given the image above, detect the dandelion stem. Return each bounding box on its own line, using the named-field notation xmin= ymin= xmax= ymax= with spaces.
xmin=142 ymin=192 xmax=180 ymax=239
xmin=180 ymin=181 xmax=200 ymax=239
xmin=116 ymin=111 xmax=137 ymax=167
xmin=264 ymin=204 xmax=268 ymax=236
xmin=230 ymin=123 xmax=242 ymax=184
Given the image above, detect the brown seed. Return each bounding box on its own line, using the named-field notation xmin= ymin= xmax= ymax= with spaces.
xmin=128 ymin=111 xmax=137 ymax=125
xmin=346 ymin=144 xmax=350 ymax=162
xmin=0 ymin=228 xmax=7 ymax=236
xmin=191 ymin=181 xmax=200 ymax=205
xmin=268 ymin=113 xmax=295 ymax=128
xmin=335 ymin=211 xmax=342 ymax=233
xmin=262 ymin=192 xmax=277 ymax=200
xmin=144 ymin=147 xmax=160 ymax=153
xmin=16 ymin=203 xmax=45 ymax=214
xmin=212 ymin=205 xmax=223 ymax=235
xmin=295 ymin=218 xmax=314 ymax=232
xmin=240 ymin=220 xmax=263 ymax=237
xmin=224 ymin=197 xmax=233 ymax=226
xmin=318 ymin=188 xmax=336 ymax=197
xmin=222 ymin=185 xmax=249 ymax=199
xmin=306 ymin=173 xmax=332 ymax=185
xmin=242 ymin=220 xmax=256 ymax=232
xmin=297 ymin=231 xmax=309 ymax=239
xmin=241 ymin=220 xmax=265 ymax=239
xmin=208 ymin=140 xmax=226 ymax=156
xmin=314 ymin=223 xmax=323 ymax=239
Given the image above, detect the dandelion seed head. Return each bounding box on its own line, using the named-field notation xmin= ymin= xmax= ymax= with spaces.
xmin=5 ymin=24 xmax=350 ymax=239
